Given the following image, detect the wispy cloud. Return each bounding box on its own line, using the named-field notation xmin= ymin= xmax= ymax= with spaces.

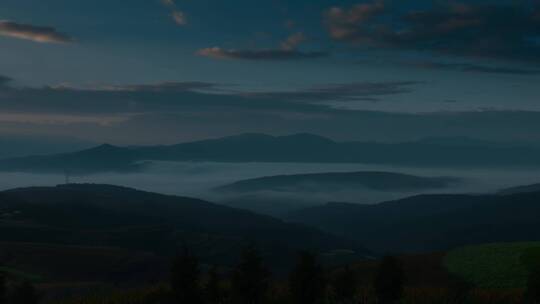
xmin=413 ymin=62 xmax=540 ymax=75
xmin=326 ymin=1 xmax=540 ymax=62
xmin=197 ymin=47 xmax=328 ymax=61
xmin=0 ymin=21 xmax=73 ymax=43
xmin=160 ymin=0 xmax=187 ymax=26
xmin=244 ymin=82 xmax=419 ymax=102
xmin=197 ymin=32 xmax=328 ymax=61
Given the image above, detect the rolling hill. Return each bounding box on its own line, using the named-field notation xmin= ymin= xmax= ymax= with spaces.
xmin=287 ymin=191 xmax=540 ymax=253
xmin=1 ymin=133 xmax=540 ymax=174
xmin=0 ymin=184 xmax=366 ymax=270
xmin=498 ymin=183 xmax=540 ymax=195
xmin=215 ymin=171 xmax=460 ymax=193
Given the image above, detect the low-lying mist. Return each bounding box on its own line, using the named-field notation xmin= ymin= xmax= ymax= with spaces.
xmin=0 ymin=161 xmax=538 ymax=216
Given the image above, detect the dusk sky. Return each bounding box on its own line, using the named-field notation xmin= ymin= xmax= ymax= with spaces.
xmin=1 ymin=0 xmax=540 ymax=144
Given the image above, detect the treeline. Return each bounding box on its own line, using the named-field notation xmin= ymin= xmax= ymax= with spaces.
xmin=3 ymin=246 xmax=540 ymax=304
xmin=0 ymin=275 xmax=39 ymax=304
xmin=164 ymin=246 xmax=406 ymax=304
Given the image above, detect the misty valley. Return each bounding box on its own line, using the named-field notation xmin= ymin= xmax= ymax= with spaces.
xmin=3 ymin=0 xmax=540 ymax=302
xmin=2 ymin=134 xmax=540 ymax=303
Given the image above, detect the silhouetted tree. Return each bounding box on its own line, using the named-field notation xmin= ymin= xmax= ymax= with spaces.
xmin=205 ymin=265 xmax=223 ymax=304
xmin=232 ymin=245 xmax=270 ymax=304
xmin=170 ymin=249 xmax=202 ymax=304
xmin=9 ymin=281 xmax=39 ymax=304
xmin=526 ymin=268 xmax=540 ymax=303
xmin=332 ymin=266 xmax=357 ymax=304
xmin=446 ymin=273 xmax=473 ymax=303
xmin=289 ymin=251 xmax=326 ymax=304
xmin=0 ymin=273 xmax=6 ymax=304
xmin=374 ymin=256 xmax=404 ymax=304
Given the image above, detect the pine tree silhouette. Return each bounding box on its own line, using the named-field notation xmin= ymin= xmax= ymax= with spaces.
xmin=9 ymin=281 xmax=39 ymax=304
xmin=333 ymin=266 xmax=357 ymax=304
xmin=526 ymin=268 xmax=540 ymax=303
xmin=374 ymin=256 xmax=404 ymax=304
xmin=289 ymin=251 xmax=326 ymax=304
xmin=232 ymin=245 xmax=270 ymax=304
xmin=205 ymin=265 xmax=223 ymax=304
xmin=0 ymin=273 xmax=6 ymax=304
xmin=170 ymin=249 xmax=202 ymax=304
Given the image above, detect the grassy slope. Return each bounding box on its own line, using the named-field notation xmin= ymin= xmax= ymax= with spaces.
xmin=444 ymin=242 xmax=540 ymax=288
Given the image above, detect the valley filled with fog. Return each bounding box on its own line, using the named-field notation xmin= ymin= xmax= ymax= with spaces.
xmin=1 ymin=161 xmax=538 ymax=215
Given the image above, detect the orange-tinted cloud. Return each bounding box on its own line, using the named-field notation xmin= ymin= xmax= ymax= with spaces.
xmin=0 ymin=20 xmax=73 ymax=43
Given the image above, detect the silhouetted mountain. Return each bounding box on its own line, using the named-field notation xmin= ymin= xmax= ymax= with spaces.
xmin=0 ymin=144 xmax=143 ymax=174
xmin=0 ymin=184 xmax=366 ymax=267
xmin=498 ymin=183 xmax=540 ymax=195
xmin=2 ymin=133 xmax=540 ymax=174
xmin=0 ymin=135 xmax=94 ymax=159
xmin=287 ymin=191 xmax=540 ymax=253
xmin=215 ymin=171 xmax=460 ymax=193
xmin=135 ymin=133 xmax=337 ymax=162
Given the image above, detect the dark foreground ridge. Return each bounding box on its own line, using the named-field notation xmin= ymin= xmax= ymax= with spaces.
xmin=0 ymin=183 xmax=367 ymax=271
xmin=287 ymin=190 xmax=540 ymax=253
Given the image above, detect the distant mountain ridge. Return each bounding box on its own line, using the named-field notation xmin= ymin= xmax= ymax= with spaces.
xmin=215 ymin=171 xmax=461 ymax=193
xmin=498 ymin=183 xmax=540 ymax=195
xmin=1 ymin=133 xmax=540 ymax=174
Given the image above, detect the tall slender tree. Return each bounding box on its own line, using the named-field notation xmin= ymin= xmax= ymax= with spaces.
xmin=232 ymin=245 xmax=270 ymax=304
xmin=374 ymin=256 xmax=404 ymax=304
xmin=333 ymin=266 xmax=357 ymax=304
xmin=0 ymin=273 xmax=6 ymax=304
xmin=526 ymin=268 xmax=540 ymax=303
xmin=10 ymin=281 xmax=39 ymax=304
xmin=205 ymin=265 xmax=223 ymax=304
xmin=170 ymin=249 xmax=202 ymax=304
xmin=289 ymin=251 xmax=326 ymax=304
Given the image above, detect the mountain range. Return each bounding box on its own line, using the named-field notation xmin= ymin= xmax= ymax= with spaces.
xmin=1 ymin=133 xmax=540 ymax=174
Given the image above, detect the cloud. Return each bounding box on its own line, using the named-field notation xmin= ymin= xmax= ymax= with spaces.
xmin=160 ymin=0 xmax=187 ymax=26
xmin=0 ymin=21 xmax=73 ymax=43
xmin=281 ymin=32 xmax=306 ymax=51
xmin=413 ymin=62 xmax=540 ymax=75
xmin=79 ymin=81 xmax=220 ymax=92
xmin=2 ymin=77 xmax=540 ymax=144
xmin=196 ymin=47 xmax=328 ymax=61
xmin=198 ymin=32 xmax=328 ymax=61
xmin=0 ymin=79 xmax=326 ymax=116
xmin=171 ymin=11 xmax=187 ymax=25
xmin=161 ymin=0 xmax=175 ymax=7
xmin=326 ymin=1 xmax=540 ymax=62
xmin=0 ymin=76 xmax=418 ymax=119
xmin=245 ymin=82 xmax=419 ymax=102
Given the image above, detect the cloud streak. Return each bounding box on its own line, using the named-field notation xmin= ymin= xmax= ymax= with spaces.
xmin=0 ymin=21 xmax=73 ymax=43
xmin=326 ymin=1 xmax=540 ymax=62
xmin=413 ymin=62 xmax=540 ymax=75
xmin=244 ymin=82 xmax=419 ymax=102
xmin=160 ymin=0 xmax=187 ymax=26
xmin=198 ymin=32 xmax=328 ymax=61
xmin=197 ymin=47 xmax=328 ymax=61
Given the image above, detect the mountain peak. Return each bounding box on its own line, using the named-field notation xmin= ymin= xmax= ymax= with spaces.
xmin=282 ymin=133 xmax=335 ymax=143
xmin=85 ymin=143 xmax=123 ymax=152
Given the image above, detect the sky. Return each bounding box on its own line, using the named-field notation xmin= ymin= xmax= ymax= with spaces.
xmin=1 ymin=0 xmax=540 ymax=145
